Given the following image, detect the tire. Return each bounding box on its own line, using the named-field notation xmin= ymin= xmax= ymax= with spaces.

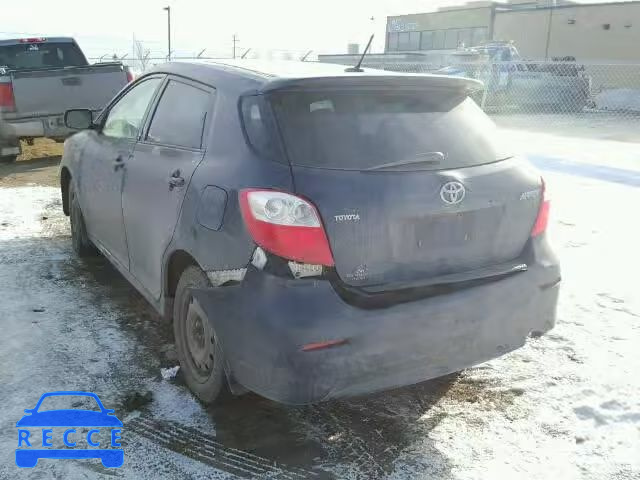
xmin=0 ymin=155 xmax=17 ymax=164
xmin=69 ymin=182 xmax=98 ymax=257
xmin=173 ymin=266 xmax=228 ymax=404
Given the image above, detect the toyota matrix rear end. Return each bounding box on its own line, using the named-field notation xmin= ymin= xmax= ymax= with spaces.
xmin=190 ymin=68 xmax=560 ymax=405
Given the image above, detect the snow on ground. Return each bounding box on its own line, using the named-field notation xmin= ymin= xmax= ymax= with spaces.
xmin=0 ymin=131 xmax=638 ymax=479
xmin=595 ymin=89 xmax=640 ymax=113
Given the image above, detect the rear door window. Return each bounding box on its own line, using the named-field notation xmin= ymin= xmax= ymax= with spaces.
xmin=270 ymin=90 xmax=509 ymax=171
xmin=145 ymin=80 xmax=211 ymax=149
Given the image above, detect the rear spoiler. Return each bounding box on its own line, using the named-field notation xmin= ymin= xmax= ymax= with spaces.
xmin=260 ymin=74 xmax=483 ymax=95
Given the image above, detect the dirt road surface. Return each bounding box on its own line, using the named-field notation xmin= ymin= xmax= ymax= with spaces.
xmin=0 ymin=135 xmax=638 ymax=479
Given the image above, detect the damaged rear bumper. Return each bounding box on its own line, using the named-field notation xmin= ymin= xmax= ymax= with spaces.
xmin=191 ymin=246 xmax=560 ymax=405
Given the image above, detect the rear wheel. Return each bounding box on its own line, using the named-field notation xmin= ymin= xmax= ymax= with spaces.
xmin=69 ymin=182 xmax=98 ymax=257
xmin=173 ymin=266 xmax=228 ymax=404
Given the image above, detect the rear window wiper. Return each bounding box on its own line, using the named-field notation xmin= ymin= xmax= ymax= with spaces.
xmin=364 ymin=152 xmax=445 ymax=171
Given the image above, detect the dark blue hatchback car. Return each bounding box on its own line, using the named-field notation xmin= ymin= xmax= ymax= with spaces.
xmin=60 ymin=60 xmax=560 ymax=404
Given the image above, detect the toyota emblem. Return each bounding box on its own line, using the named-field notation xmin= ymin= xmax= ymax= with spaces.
xmin=440 ymin=181 xmax=466 ymax=205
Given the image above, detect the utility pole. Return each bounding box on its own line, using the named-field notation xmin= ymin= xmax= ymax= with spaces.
xmin=544 ymin=0 xmax=556 ymax=60
xmin=232 ymin=34 xmax=239 ymax=59
xmin=163 ymin=6 xmax=172 ymax=61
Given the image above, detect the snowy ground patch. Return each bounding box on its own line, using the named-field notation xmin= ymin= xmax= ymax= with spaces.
xmin=594 ymin=89 xmax=640 ymax=113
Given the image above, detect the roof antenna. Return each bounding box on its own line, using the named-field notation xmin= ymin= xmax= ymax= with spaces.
xmin=345 ymin=34 xmax=374 ymax=73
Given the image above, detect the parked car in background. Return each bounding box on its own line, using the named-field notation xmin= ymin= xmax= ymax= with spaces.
xmin=436 ymin=42 xmax=591 ymax=112
xmin=0 ymin=37 xmax=132 ymax=162
xmin=60 ymin=60 xmax=560 ymax=405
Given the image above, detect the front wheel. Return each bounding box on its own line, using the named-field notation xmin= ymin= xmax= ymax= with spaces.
xmin=173 ymin=266 xmax=228 ymax=404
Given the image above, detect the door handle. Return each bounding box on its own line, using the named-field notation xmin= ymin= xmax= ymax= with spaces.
xmin=113 ymin=155 xmax=125 ymax=172
xmin=168 ymin=169 xmax=185 ymax=190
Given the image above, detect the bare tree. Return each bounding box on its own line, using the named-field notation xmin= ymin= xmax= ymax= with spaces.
xmin=134 ymin=40 xmax=151 ymax=72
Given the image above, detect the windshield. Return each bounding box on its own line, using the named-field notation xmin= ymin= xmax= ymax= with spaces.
xmin=270 ymin=90 xmax=509 ymax=170
xmin=0 ymin=42 xmax=87 ymax=70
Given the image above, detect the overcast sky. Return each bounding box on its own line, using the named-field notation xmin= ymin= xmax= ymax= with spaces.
xmin=0 ymin=0 xmax=627 ymax=60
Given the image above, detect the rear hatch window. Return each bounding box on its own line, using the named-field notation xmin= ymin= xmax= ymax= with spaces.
xmin=270 ymin=90 xmax=509 ymax=170
xmin=0 ymin=42 xmax=87 ymax=71
xmin=265 ymin=87 xmax=538 ymax=289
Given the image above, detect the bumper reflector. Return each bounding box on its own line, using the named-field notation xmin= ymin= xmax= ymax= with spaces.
xmin=301 ymin=339 xmax=349 ymax=352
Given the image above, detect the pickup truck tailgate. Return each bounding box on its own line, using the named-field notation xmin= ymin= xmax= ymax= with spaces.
xmin=11 ymin=63 xmax=127 ymax=115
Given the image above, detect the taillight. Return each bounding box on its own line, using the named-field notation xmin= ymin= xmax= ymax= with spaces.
xmin=531 ymin=178 xmax=550 ymax=237
xmin=18 ymin=37 xmax=46 ymax=43
xmin=239 ymin=189 xmax=334 ymax=266
xmin=125 ymin=69 xmax=134 ymax=83
xmin=0 ymin=83 xmax=16 ymax=112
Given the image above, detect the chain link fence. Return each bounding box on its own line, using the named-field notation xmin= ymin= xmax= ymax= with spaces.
xmin=355 ymin=59 xmax=640 ymax=139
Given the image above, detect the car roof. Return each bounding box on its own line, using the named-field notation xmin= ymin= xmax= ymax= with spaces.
xmin=147 ymin=60 xmax=481 ymax=95
xmin=188 ymin=59 xmax=401 ymax=79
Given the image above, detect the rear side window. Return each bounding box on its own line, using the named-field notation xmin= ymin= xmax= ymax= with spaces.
xmin=146 ymin=80 xmax=210 ymax=149
xmin=270 ymin=90 xmax=509 ymax=170
xmin=0 ymin=42 xmax=86 ymax=70
xmin=240 ymin=95 xmax=284 ymax=162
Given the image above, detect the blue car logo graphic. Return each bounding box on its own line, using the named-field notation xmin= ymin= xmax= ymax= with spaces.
xmin=16 ymin=391 xmax=123 ymax=468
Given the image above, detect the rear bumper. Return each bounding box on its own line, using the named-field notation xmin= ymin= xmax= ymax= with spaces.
xmin=192 ymin=241 xmax=560 ymax=405
xmin=0 ymin=144 xmax=20 ymax=157
xmin=3 ymin=112 xmax=91 ymax=139
xmin=0 ymin=120 xmax=20 ymax=157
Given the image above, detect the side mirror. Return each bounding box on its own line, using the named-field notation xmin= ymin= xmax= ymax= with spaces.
xmin=64 ymin=109 xmax=94 ymax=130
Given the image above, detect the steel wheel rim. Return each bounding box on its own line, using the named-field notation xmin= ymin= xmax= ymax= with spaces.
xmin=184 ymin=297 xmax=215 ymax=381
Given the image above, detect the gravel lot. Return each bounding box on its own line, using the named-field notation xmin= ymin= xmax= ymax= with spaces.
xmin=0 ymin=133 xmax=638 ymax=479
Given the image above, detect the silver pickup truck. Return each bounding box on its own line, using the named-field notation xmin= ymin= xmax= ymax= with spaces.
xmin=0 ymin=37 xmax=131 ymax=162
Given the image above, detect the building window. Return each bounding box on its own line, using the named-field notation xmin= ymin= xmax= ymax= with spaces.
xmin=471 ymin=27 xmax=488 ymax=46
xmin=409 ymin=31 xmax=421 ymax=50
xmin=420 ymin=31 xmax=434 ymax=50
xmin=387 ymin=25 xmax=488 ymax=52
xmin=457 ymin=29 xmax=472 ymax=48
xmin=433 ymin=30 xmax=445 ymax=49
xmin=394 ymin=31 xmax=420 ymax=51
xmin=397 ymin=32 xmax=410 ymax=50
xmin=388 ymin=32 xmax=399 ymax=51
xmin=444 ymin=29 xmax=459 ymax=49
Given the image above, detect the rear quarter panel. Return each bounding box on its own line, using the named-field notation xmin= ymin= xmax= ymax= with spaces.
xmin=164 ymin=89 xmax=292 ymax=283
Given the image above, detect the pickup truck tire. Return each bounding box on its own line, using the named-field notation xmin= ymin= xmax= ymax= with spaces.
xmin=69 ymin=182 xmax=98 ymax=257
xmin=0 ymin=155 xmax=17 ymax=164
xmin=173 ymin=266 xmax=229 ymax=405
